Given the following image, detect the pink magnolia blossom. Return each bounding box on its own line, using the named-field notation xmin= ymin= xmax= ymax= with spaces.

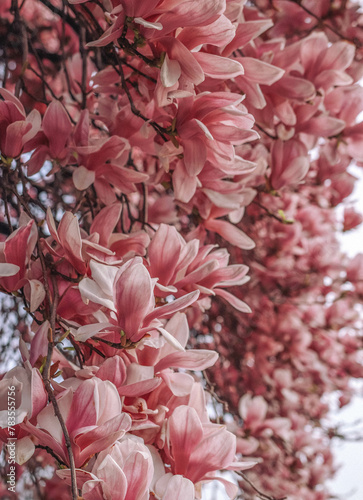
xmin=23 ymin=378 xmax=132 ymax=467
xmin=26 ymin=100 xmax=72 ymax=175
xmin=70 ymin=111 xmax=149 ymax=204
xmin=90 ymin=203 xmax=150 ymax=258
xmin=343 ymin=206 xmax=363 ymax=231
xmin=58 ymin=435 xmax=154 ymax=500
xmin=1 ymin=0 xmax=363 ymax=498
xmin=148 ymin=224 xmax=251 ymax=310
xmin=0 ymin=363 xmax=47 ymax=428
xmin=164 ymin=405 xmax=256 ymax=494
xmin=173 ymin=93 xmax=258 ymax=187
xmin=44 ymin=209 xmax=117 ymax=276
xmin=77 ymin=258 xmax=199 ymax=346
xmin=0 ymin=219 xmax=42 ymax=303
xmin=0 ymin=88 xmax=41 ymax=160
xmin=269 ymin=139 xmax=309 ymax=190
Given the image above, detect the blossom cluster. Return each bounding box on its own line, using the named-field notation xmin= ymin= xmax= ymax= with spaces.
xmin=0 ymin=0 xmax=363 ymax=498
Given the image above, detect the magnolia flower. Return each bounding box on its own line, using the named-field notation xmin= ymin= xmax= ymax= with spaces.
xmin=23 ymin=378 xmax=132 ymax=467
xmin=58 ymin=435 xmax=154 ymax=500
xmin=77 ymin=258 xmax=199 ymax=349
xmin=0 ymin=88 xmax=40 ymax=160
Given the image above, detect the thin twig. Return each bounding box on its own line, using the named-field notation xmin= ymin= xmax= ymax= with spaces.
xmin=284 ymin=0 xmax=362 ymax=47
xmin=35 ymin=445 xmax=68 ymax=467
xmin=253 ymin=200 xmax=294 ymax=224
xmin=113 ymin=48 xmax=168 ymax=141
xmin=41 ymin=274 xmax=78 ymax=500
xmin=236 ymin=471 xmax=287 ymax=500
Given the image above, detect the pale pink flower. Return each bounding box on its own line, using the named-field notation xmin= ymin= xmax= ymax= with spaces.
xmin=269 ymin=139 xmax=309 ymax=190
xmin=58 ymin=434 xmax=154 ymax=500
xmin=203 ymin=206 xmax=255 ymax=250
xmin=26 ymin=100 xmax=72 ymax=175
xmin=90 ymin=203 xmax=150 ymax=258
xmin=70 ymin=110 xmax=149 ymax=203
xmin=0 ymin=363 xmax=47 ymax=428
xmin=175 ymin=92 xmax=258 ymax=178
xmin=0 ymin=88 xmax=41 ymax=160
xmin=77 ymin=258 xmax=199 ymax=347
xmin=0 ymin=219 xmax=38 ymax=292
xmin=147 ymin=224 xmax=251 ymax=311
xmin=343 ymin=206 xmax=363 ymax=231
xmin=164 ymin=405 xmax=256 ymax=494
xmin=23 ymin=378 xmax=131 ymax=467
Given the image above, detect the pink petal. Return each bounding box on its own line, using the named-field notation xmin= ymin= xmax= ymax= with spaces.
xmin=145 ymin=290 xmax=200 ymax=324
xmin=109 ymin=231 xmax=150 ymax=258
xmin=123 ymin=451 xmax=153 ymax=500
xmin=23 ymin=109 xmax=42 ymax=144
xmin=15 ymin=436 xmax=35 ymax=465
xmin=121 ymin=0 xmax=160 ymax=17
xmin=72 ymin=323 xmax=115 ymax=342
xmin=73 ymin=109 xmax=90 ymax=146
xmin=182 ymin=137 xmax=207 ymax=176
xmin=177 ymin=15 xmax=235 ymax=50
xmin=174 ymin=260 xmax=220 ymax=289
xmin=214 ymin=289 xmax=252 ymax=313
xmin=86 ymin=24 xmax=124 ymax=48
xmin=155 ymin=349 xmax=218 ymax=373
xmin=97 ymin=455 xmax=128 ymax=500
xmin=168 ymin=406 xmax=203 ymax=476
xmin=187 ymin=427 xmax=236 ymax=482
xmin=164 ymin=476 xmax=195 ymax=500
xmin=159 ymin=0 xmax=225 ymax=34
xmin=30 ymin=368 xmax=48 ymax=419
xmin=161 ymin=55 xmax=182 ymax=87
xmin=202 ymin=475 xmax=239 ymax=499
xmin=223 ymin=19 xmax=273 ymax=55
xmin=173 ymin=161 xmax=198 ymax=203
xmin=159 ymin=37 xmax=205 ymax=85
xmin=73 ymin=166 xmax=96 ymax=190
xmin=24 ymin=279 xmax=46 ymax=312
xmin=0 ymin=88 xmax=25 ymax=115
xmin=67 ymin=379 xmax=98 ymax=433
xmin=239 ymin=57 xmax=284 ymax=85
xmin=148 ymin=224 xmax=182 ymax=286
xmin=76 ymin=413 xmax=132 ymax=466
xmin=193 ymin=52 xmax=244 ymax=79
xmin=275 ymin=76 xmax=315 ymax=101
xmin=29 ymin=321 xmax=49 ymax=367
xmin=56 ymin=469 xmax=97 ymax=490
xmin=90 ymin=203 xmax=122 ymax=247
xmin=201 ymin=264 xmax=249 ymax=288
xmin=161 ymin=371 xmax=194 ymax=397
xmin=298 ymin=115 xmax=345 ymax=137
xmin=235 ymin=77 xmax=266 ymax=109
xmin=96 ymin=356 xmax=127 ymax=388
xmin=4 ymin=121 xmax=32 ymax=157
xmin=3 ymin=220 xmax=35 ymax=287
xmin=238 ymin=394 xmax=268 ymax=424
xmin=204 ymin=219 xmax=255 ymax=249
xmin=0 ymin=263 xmax=20 ymax=277
xmin=315 ymin=69 xmax=353 ymax=91
xmin=156 ymin=327 xmax=185 ymax=352
xmin=58 ymin=212 xmax=86 ymax=273
xmin=26 ymin=145 xmax=49 ymax=176
xmin=118 ymin=377 xmax=161 ymax=397
xmin=320 ymin=41 xmax=355 ymax=72
xmin=115 ymin=262 xmax=154 ymax=340
xmin=43 ymin=101 xmax=72 ymax=158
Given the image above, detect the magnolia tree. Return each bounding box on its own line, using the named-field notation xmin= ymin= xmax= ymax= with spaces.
xmin=1 ymin=0 xmax=363 ymax=498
